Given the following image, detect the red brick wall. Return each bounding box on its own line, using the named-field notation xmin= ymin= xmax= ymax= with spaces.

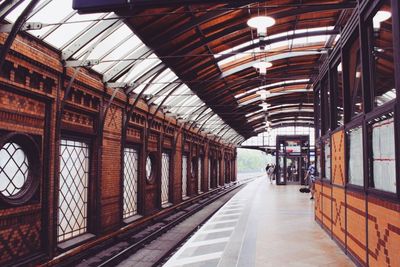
xmin=0 ymin=32 xmax=237 ymax=266
xmin=315 ymin=129 xmax=400 ymax=267
xmin=347 ymin=191 xmax=367 ymax=265
xmin=315 ymin=181 xmax=323 ymax=223
xmin=332 ymin=186 xmax=346 ymax=246
xmin=322 ymin=183 xmax=332 ymax=232
xmin=368 ymin=198 xmax=400 ymax=267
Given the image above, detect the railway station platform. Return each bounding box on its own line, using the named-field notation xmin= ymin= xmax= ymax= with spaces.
xmin=162 ymin=177 xmax=354 ymax=267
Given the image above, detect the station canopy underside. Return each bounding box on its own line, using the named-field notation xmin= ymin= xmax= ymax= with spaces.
xmin=3 ymin=0 xmax=356 ymax=144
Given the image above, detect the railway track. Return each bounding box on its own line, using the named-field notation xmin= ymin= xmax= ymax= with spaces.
xmin=54 ymin=176 xmax=259 ymax=267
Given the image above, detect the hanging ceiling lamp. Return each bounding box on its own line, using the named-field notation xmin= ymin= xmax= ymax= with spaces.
xmin=247 ymin=16 xmax=275 ymax=39
xmin=259 ymin=102 xmax=270 ymax=111
xmin=253 ymin=60 xmax=272 ymax=75
xmin=256 ymin=89 xmax=271 ymax=100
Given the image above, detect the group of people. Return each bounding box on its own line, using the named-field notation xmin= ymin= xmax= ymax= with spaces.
xmin=265 ymin=164 xmax=276 ymax=183
xmin=265 ymin=161 xmax=316 ymax=200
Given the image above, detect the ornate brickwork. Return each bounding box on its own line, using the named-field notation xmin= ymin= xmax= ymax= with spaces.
xmin=127 ymin=127 xmax=142 ymax=141
xmin=105 ymin=105 xmax=121 ymax=133
xmin=331 ymin=130 xmax=345 ymax=186
xmin=62 ymin=109 xmax=94 ymax=130
xmin=163 ymin=136 xmax=173 ymax=148
xmin=346 ymin=192 xmax=367 ymax=265
xmin=368 ymin=199 xmax=400 ymax=267
xmin=332 ymin=186 xmax=346 ymax=246
xmin=0 ymin=207 xmax=41 ymax=265
xmin=315 ymin=181 xmax=323 ymax=223
xmin=322 ymin=184 xmax=332 ymax=232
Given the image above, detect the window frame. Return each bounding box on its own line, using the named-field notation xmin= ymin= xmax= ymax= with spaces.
xmin=365 ymin=103 xmax=398 ymax=198
xmin=345 ymin=118 xmax=366 ymax=191
xmin=0 ymin=132 xmax=41 ymax=206
xmin=181 ymin=153 xmax=189 ymax=199
xmin=57 ymin=135 xmax=95 ymax=244
xmin=161 ymin=150 xmax=172 ymax=206
xmin=320 ymin=135 xmax=332 ymax=182
xmin=343 ymin=30 xmax=365 ymax=121
xmin=330 ymin=56 xmax=345 ymax=130
xmin=364 ymin=0 xmax=397 ymax=110
xmin=121 ymin=144 xmax=141 ymax=222
xmin=359 ymin=0 xmax=400 ymax=200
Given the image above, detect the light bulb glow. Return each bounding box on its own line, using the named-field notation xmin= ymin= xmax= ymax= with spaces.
xmin=337 ymin=62 xmax=342 ymax=72
xmin=373 ymin=10 xmax=391 ymax=29
xmin=256 ymin=90 xmax=271 ymax=100
xmin=253 ymin=61 xmax=273 ymax=75
xmin=247 ymin=16 xmax=275 ymax=37
xmin=259 ymin=103 xmax=270 ymax=111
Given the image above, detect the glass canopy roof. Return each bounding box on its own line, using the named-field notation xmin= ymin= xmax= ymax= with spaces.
xmin=5 ymin=0 xmax=243 ymax=144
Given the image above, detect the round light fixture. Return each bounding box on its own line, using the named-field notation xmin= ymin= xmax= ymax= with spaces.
xmin=373 ymin=10 xmax=391 ymax=29
xmin=253 ymin=61 xmax=273 ymax=75
xmin=256 ymin=90 xmax=271 ymax=100
xmin=247 ymin=16 xmax=276 ymax=37
xmin=259 ymin=102 xmax=270 ymax=111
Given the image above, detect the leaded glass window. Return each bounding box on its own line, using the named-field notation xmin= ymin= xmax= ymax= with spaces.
xmin=369 ymin=114 xmax=396 ymax=193
xmin=198 ymin=157 xmax=202 ymax=193
xmin=208 ymin=158 xmax=211 ymax=189
xmin=146 ymin=156 xmax=152 ymax=181
xmin=347 ymin=126 xmax=364 ymax=186
xmin=0 ymin=143 xmax=29 ymax=197
xmin=217 ymin=160 xmax=220 ymax=186
xmin=58 ymin=140 xmax=89 ymax=242
xmin=123 ymin=148 xmax=139 ymax=219
xmin=161 ymin=153 xmax=170 ymax=205
xmin=182 ymin=155 xmax=188 ymax=198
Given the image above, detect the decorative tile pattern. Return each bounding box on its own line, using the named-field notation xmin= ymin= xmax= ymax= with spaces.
xmin=58 ymin=140 xmax=89 ymax=242
xmin=123 ymin=148 xmax=139 ymax=218
xmin=322 ymin=184 xmax=332 ymax=231
xmin=332 ymin=187 xmax=346 ymax=245
xmin=315 ymin=182 xmax=323 ymax=223
xmin=0 ymin=212 xmax=41 ymax=265
xmin=346 ymin=193 xmax=367 ymax=265
xmin=332 ymin=131 xmax=345 ymax=186
xmin=368 ymin=201 xmax=400 ymax=267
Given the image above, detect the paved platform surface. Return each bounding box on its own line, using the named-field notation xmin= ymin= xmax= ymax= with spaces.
xmin=164 ymin=177 xmax=354 ymax=267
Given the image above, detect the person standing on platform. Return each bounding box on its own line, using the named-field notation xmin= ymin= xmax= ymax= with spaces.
xmin=305 ymin=161 xmax=316 ymax=199
xmin=265 ymin=164 xmax=270 ymax=178
xmin=267 ymin=164 xmax=275 ymax=183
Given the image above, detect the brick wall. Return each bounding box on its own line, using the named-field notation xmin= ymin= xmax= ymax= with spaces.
xmin=0 ymin=31 xmax=236 ymax=265
xmin=315 ymin=129 xmax=400 ymax=267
